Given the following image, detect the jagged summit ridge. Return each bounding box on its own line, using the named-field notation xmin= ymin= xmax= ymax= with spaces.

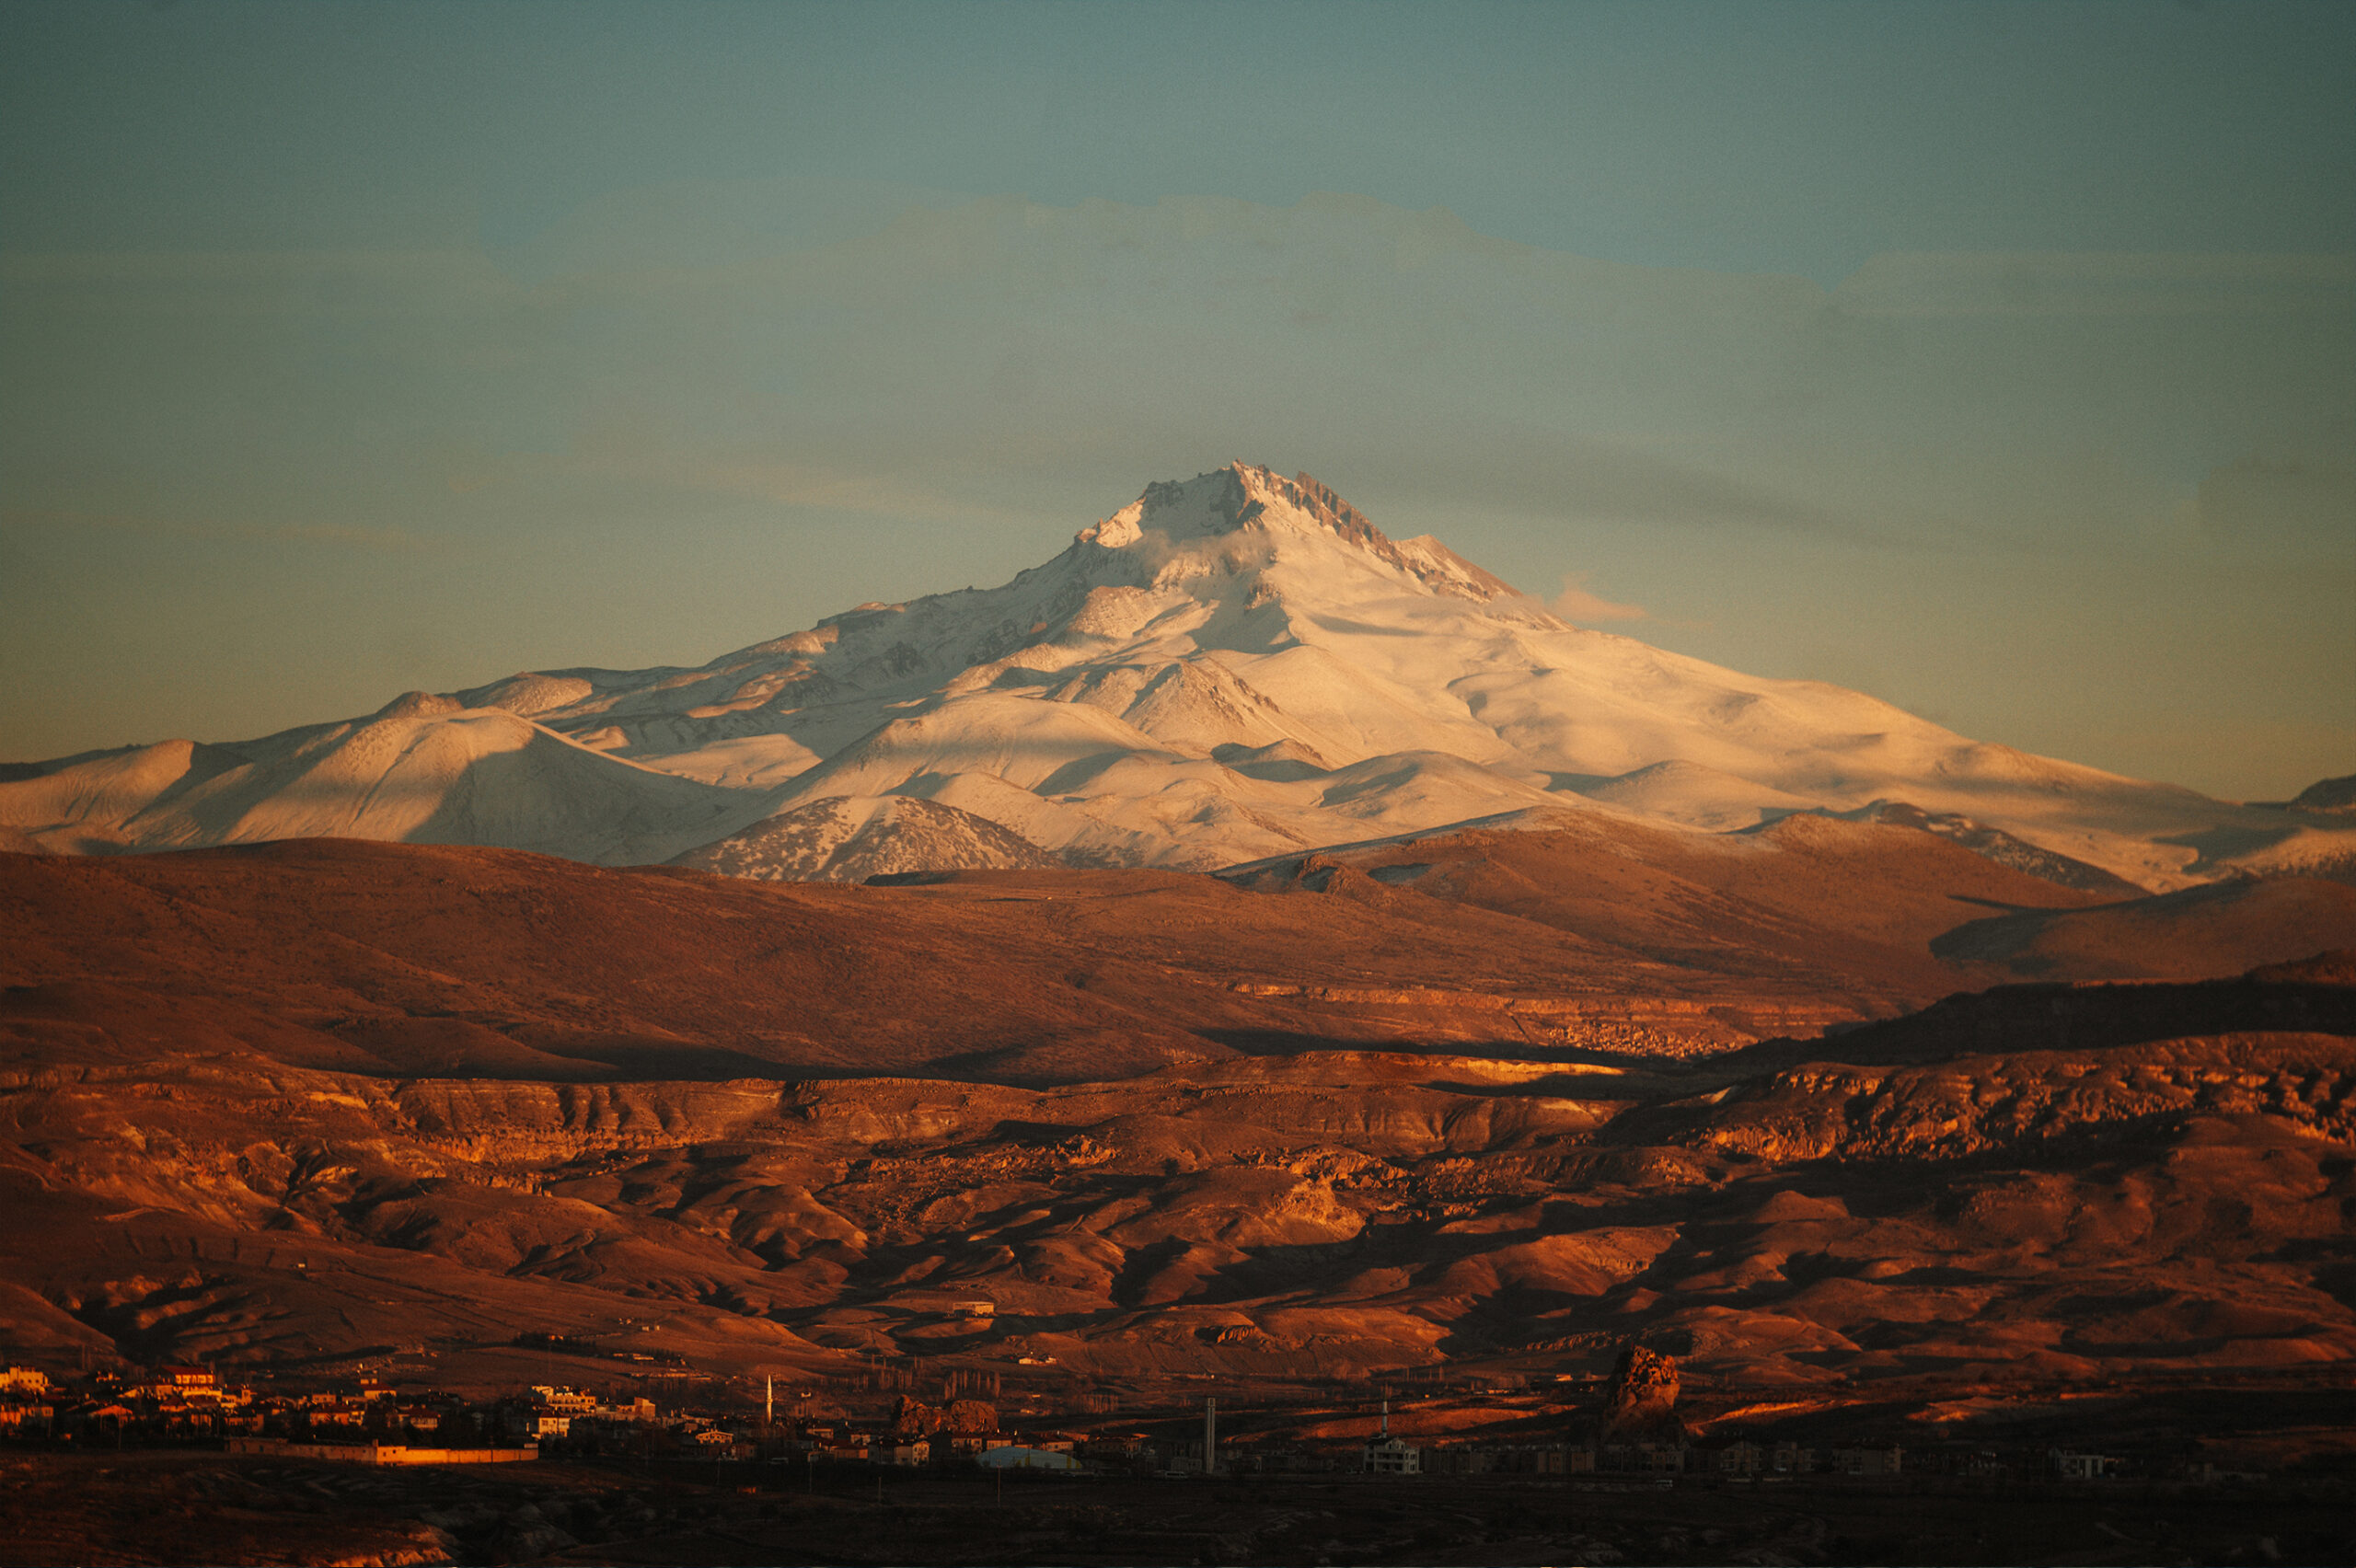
xmin=1076 ymin=464 xmax=1525 ymax=607
xmin=2 ymin=462 xmax=2342 ymax=885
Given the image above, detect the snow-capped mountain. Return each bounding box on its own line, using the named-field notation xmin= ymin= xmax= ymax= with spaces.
xmin=3 ymin=463 xmax=2341 ymax=886
xmin=0 ymin=690 xmax=763 ymax=865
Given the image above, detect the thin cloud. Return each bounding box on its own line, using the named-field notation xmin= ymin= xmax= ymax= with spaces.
xmin=1550 ymin=571 xmax=1646 ymax=624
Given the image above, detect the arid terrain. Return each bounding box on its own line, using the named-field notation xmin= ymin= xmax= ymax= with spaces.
xmin=3 ymin=813 xmax=2354 ymax=1564
xmin=6 ymin=0 xmax=2350 ymax=1537
xmin=5 ymin=832 xmax=2352 ymax=1389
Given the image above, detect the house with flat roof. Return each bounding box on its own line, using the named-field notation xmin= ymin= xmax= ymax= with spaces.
xmin=0 ymin=1367 xmax=52 ymax=1396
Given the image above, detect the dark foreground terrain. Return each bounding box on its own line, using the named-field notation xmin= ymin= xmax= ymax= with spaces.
xmin=0 ymin=1440 xmax=2349 ymax=1568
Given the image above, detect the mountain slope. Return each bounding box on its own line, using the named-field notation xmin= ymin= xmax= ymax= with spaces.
xmin=398 ymin=463 xmax=2356 ymax=885
xmin=1219 ymin=809 xmax=2349 ymax=999
xmin=0 ymin=691 xmax=774 ymax=865
xmin=0 ymin=836 xmax=1958 ymax=1091
xmin=6 ymin=464 xmax=2339 ymax=885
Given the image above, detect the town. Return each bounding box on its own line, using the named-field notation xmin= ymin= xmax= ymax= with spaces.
xmin=0 ymin=1350 xmax=2283 ymax=1486
xmin=2 ymin=1343 xmax=2345 ymax=1565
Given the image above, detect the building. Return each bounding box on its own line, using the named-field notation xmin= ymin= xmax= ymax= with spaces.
xmin=935 ymin=1432 xmax=1000 ymax=1461
xmin=1832 ymin=1446 xmax=1902 ymax=1478
xmin=529 ymin=1386 xmax=598 ymax=1413
xmin=1426 ymin=1444 xmax=1590 ymax=1477
xmin=2051 ymin=1450 xmax=2119 ymax=1481
xmin=0 ymin=1367 xmax=52 ymax=1397
xmin=225 ymin=1437 xmax=537 ymax=1466
xmin=1712 ymin=1441 xmax=1765 ymax=1476
xmin=976 ymin=1444 xmax=1077 ymax=1471
xmin=1076 ymin=1433 xmax=1154 ymax=1472
xmin=1359 ymin=1398 xmax=1420 ymax=1475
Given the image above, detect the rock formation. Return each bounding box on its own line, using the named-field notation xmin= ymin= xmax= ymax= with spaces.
xmin=944 ymin=1399 xmax=1000 ymax=1435
xmin=887 ymin=1394 xmax=941 ymax=1437
xmin=1600 ymin=1344 xmax=1686 ymax=1441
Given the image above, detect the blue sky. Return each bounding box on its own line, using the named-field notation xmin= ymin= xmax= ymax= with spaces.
xmin=2 ymin=0 xmax=2350 ymax=796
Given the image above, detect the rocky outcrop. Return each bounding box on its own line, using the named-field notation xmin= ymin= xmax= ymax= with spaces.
xmin=1600 ymin=1344 xmax=1686 ymax=1441
xmin=669 ymin=795 xmax=1063 ymax=882
xmin=1633 ymin=1033 xmax=2356 ymax=1164
xmin=1859 ymin=801 xmax=2144 ymax=895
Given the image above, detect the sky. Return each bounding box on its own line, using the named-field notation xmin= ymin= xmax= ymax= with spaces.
xmin=1 ymin=0 xmax=2350 ymax=800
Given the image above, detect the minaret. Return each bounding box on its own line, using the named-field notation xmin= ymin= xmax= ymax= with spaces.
xmin=1204 ymin=1397 xmax=1218 ymax=1477
xmin=1380 ymin=1398 xmax=1389 ymax=1439
xmin=765 ymin=1375 xmax=774 ymax=1425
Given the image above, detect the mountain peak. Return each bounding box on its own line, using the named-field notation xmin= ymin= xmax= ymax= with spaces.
xmin=5 ymin=459 xmax=2304 ymax=895
xmin=1075 ymin=462 xmax=1523 ymax=604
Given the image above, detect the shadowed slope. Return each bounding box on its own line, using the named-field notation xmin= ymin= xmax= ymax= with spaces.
xmin=0 ymin=837 xmax=1861 ymax=1090
xmin=1929 ymin=876 xmax=2356 ymax=979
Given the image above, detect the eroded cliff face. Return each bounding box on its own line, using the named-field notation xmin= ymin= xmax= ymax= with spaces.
xmin=1601 ymin=1344 xmax=1685 ymax=1441
xmin=1634 ymin=1033 xmax=2356 ymax=1163
xmin=5 ymin=1005 xmax=2351 ymax=1386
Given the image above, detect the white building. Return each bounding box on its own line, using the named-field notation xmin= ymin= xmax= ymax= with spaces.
xmin=0 ymin=1367 xmax=51 ymax=1396
xmin=977 ymin=1445 xmax=1077 ymax=1471
xmin=1362 ymin=1400 xmax=1420 ymax=1474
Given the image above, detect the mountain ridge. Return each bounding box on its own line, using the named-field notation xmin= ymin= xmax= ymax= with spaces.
xmin=3 ymin=462 xmax=2345 ymax=888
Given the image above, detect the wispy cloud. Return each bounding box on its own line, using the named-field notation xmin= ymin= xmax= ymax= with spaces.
xmin=1550 ymin=571 xmax=1645 ymax=624
xmin=449 ymin=440 xmax=1051 ymax=529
